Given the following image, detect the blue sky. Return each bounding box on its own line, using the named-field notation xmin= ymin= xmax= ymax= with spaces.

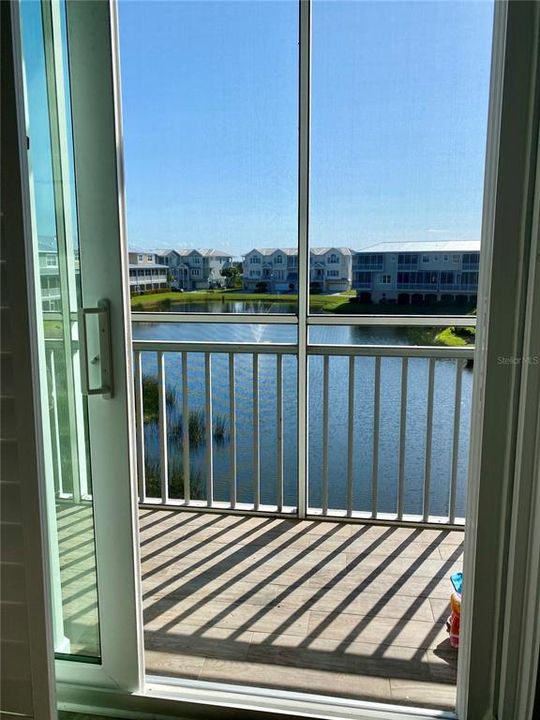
xmin=121 ymin=0 xmax=492 ymax=256
xmin=20 ymin=0 xmax=494 ymax=256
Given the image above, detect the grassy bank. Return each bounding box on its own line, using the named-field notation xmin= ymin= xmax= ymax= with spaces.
xmin=435 ymin=326 xmax=476 ymax=346
xmin=131 ymin=289 xmax=357 ymax=313
xmin=131 ymin=290 xmax=476 ymax=318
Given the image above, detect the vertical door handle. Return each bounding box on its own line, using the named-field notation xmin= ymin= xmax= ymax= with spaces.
xmin=79 ymin=299 xmax=114 ymax=398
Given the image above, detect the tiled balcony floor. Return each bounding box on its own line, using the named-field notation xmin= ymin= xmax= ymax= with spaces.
xmin=139 ymin=509 xmax=463 ymax=710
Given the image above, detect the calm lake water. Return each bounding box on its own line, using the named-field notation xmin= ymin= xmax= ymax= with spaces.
xmin=132 ymin=308 xmax=472 ymax=518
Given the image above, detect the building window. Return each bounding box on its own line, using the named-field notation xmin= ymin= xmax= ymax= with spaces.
xmin=191 ymin=269 xmax=201 ymax=276
xmin=380 ymin=274 xmax=391 ymax=284
xmin=463 ymin=253 xmax=480 ymax=268
xmin=397 ymin=253 xmax=418 ymax=267
xmin=422 ymin=255 xmax=429 ymax=263
xmin=453 ymin=254 xmax=460 ymax=263
xmin=443 ymin=255 xmax=449 ymax=262
xmin=138 ymin=254 xmax=143 ymax=261
xmin=46 ymin=255 xmax=57 ymax=267
xmin=440 ymin=271 xmax=455 ymax=285
xmin=275 ymin=255 xmax=283 ymax=264
xmin=355 ymin=271 xmax=371 ymax=285
xmin=251 ymin=256 xmax=261 ymax=264
xmin=328 ymin=254 xmax=339 ymax=264
xmin=357 ymin=253 xmax=383 ymax=268
xmin=327 ymin=269 xmax=339 ymax=277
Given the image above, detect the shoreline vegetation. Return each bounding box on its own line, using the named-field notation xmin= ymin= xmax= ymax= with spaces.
xmin=130 ymin=289 xmax=476 ymax=348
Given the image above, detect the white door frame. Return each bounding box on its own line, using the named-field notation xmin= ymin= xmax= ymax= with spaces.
xmin=13 ymin=0 xmax=143 ymax=693
xmin=55 ymin=0 xmax=143 ymax=691
xmin=457 ymin=1 xmax=540 ymax=718
xmin=12 ymin=0 xmax=540 ymax=717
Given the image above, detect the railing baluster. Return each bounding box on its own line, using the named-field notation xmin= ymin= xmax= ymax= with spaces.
xmin=322 ymin=355 xmax=330 ymax=515
xmin=423 ymin=358 xmax=436 ymax=522
xmin=48 ymin=347 xmax=64 ymax=497
xmin=397 ymin=357 xmax=409 ymax=520
xmin=158 ymin=351 xmax=169 ymax=504
xmin=253 ymin=354 xmax=260 ymax=510
xmin=205 ymin=353 xmax=213 ymax=507
xmin=449 ymin=359 xmax=463 ymax=523
xmin=182 ymin=351 xmax=190 ymax=504
xmin=134 ymin=350 xmax=146 ymax=503
xmin=371 ymin=357 xmax=381 ymax=518
xmin=229 ymin=353 xmax=237 ymax=509
xmin=276 ymin=354 xmax=284 ymax=512
xmin=346 ymin=356 xmax=355 ymax=517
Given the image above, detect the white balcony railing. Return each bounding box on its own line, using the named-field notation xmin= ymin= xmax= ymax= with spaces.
xmin=131 ymin=337 xmax=473 ymax=527
xmin=43 ymin=310 xmax=473 ymax=529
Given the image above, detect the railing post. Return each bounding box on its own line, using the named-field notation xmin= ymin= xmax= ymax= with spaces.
xmin=228 ymin=353 xmax=237 ymax=509
xmin=134 ymin=350 xmax=146 ymax=503
xmin=423 ymin=358 xmax=436 ymax=522
xmin=252 ymin=353 xmax=260 ymax=510
xmin=158 ymin=351 xmax=169 ymax=504
xmin=276 ymin=354 xmax=284 ymax=512
xmin=346 ymin=356 xmax=355 ymax=517
xmin=181 ymin=351 xmax=190 ymax=504
xmin=371 ymin=356 xmax=381 ymax=518
xmin=205 ymin=353 xmax=213 ymax=507
xmin=321 ymin=355 xmax=329 ymax=514
xmin=397 ymin=357 xmax=409 ymax=520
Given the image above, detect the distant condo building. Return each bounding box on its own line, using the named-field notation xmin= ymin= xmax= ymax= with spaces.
xmin=128 ymin=251 xmax=169 ymax=293
xmin=243 ymin=247 xmax=353 ymax=293
xmin=38 ymin=236 xmax=62 ymax=312
xmin=352 ymin=240 xmax=480 ymax=305
xmin=129 ymin=248 xmax=233 ymax=292
xmin=153 ymin=248 xmax=233 ymax=290
xmin=128 ymin=241 xmax=480 ymax=304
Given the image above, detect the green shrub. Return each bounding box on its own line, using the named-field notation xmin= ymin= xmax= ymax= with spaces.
xmin=141 ymin=374 xmax=176 ymax=422
xmin=144 ymin=458 xmax=204 ymax=500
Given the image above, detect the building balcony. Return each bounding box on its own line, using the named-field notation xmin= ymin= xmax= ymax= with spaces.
xmin=353 ymin=263 xmax=384 ymax=271
xmin=353 ymin=282 xmax=372 ymax=289
xmin=397 ymin=263 xmax=419 ymax=271
xmin=58 ymin=504 xmax=461 ymax=710
xmin=396 ymin=283 xmax=439 ymax=291
xmin=51 ymin=335 xmax=471 ymax=712
xmin=440 ymin=284 xmax=478 ymax=293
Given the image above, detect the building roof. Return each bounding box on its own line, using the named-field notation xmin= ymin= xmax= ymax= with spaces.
xmin=129 ymin=264 xmax=166 ymax=270
xmin=175 ymin=248 xmax=232 ymax=258
xmin=355 ymin=240 xmax=480 ymax=254
xmin=129 ymin=248 xmax=157 ymax=256
xmin=244 ymin=247 xmax=353 ymax=257
xmin=311 ymin=247 xmax=354 ymax=256
xmin=152 ymin=249 xmax=179 ymax=258
xmin=244 ymin=247 xmax=298 ymax=257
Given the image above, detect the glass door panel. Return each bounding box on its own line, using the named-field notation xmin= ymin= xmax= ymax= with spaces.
xmin=20 ymin=0 xmax=100 ymax=659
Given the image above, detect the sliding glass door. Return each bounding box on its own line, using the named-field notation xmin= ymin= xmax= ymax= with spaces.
xmin=18 ymin=0 xmax=141 ymax=691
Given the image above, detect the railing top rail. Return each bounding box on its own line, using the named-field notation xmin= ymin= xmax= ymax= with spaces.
xmin=131 ymin=311 xmax=297 ymax=325
xmin=132 ymin=340 xmax=297 ymax=355
xmin=308 ymin=343 xmax=475 ymax=358
xmin=131 ymin=311 xmax=477 ymax=328
xmin=132 ymin=338 xmax=475 ymax=358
